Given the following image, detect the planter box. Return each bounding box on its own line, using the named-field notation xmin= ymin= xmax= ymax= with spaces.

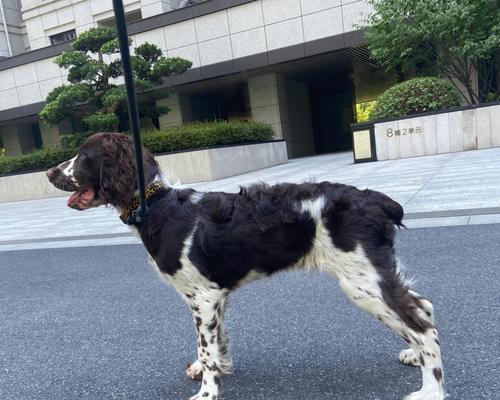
xmin=156 ymin=140 xmax=288 ymax=183
xmin=351 ymin=102 xmax=500 ymax=161
xmin=0 ymin=141 xmax=288 ymax=203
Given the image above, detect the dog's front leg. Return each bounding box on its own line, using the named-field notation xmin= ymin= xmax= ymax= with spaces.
xmin=187 ymin=289 xmax=227 ymax=400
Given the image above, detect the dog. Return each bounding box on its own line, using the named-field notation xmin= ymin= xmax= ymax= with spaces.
xmin=46 ymin=132 xmax=445 ymax=400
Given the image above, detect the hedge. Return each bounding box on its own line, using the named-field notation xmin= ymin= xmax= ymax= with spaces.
xmin=0 ymin=147 xmax=76 ymax=176
xmin=141 ymin=121 xmax=274 ymax=154
xmin=370 ymin=77 xmax=462 ymax=120
xmin=0 ymin=121 xmax=275 ymax=176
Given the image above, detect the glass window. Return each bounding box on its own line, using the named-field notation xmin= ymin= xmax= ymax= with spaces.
xmin=49 ymin=29 xmax=77 ymax=46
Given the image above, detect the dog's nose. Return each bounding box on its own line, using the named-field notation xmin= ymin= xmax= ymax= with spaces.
xmin=46 ymin=167 xmax=58 ymax=179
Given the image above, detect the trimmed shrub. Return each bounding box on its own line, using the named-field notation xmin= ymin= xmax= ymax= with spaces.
xmin=0 ymin=147 xmax=75 ymax=175
xmin=141 ymin=121 xmax=274 ymax=154
xmin=0 ymin=121 xmax=275 ymax=176
xmin=370 ymin=77 xmax=462 ymax=120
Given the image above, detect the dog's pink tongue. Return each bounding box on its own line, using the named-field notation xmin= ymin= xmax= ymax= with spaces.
xmin=67 ymin=190 xmax=82 ymax=208
xmin=67 ymin=189 xmax=94 ymax=208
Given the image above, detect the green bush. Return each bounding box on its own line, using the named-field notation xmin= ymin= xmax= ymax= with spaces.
xmin=370 ymin=77 xmax=462 ymax=120
xmin=0 ymin=147 xmax=75 ymax=175
xmin=0 ymin=121 xmax=275 ymax=176
xmin=141 ymin=121 xmax=274 ymax=154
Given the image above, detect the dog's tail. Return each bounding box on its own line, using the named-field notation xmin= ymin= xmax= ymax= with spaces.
xmin=364 ymin=189 xmax=405 ymax=229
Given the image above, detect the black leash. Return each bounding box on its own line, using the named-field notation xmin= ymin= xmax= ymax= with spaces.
xmin=112 ymin=0 xmax=148 ymax=223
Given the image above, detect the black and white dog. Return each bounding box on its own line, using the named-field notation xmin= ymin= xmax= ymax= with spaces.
xmin=47 ymin=132 xmax=445 ymax=400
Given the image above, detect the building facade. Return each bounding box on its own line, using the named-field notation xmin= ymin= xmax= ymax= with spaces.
xmin=0 ymin=0 xmax=395 ymax=157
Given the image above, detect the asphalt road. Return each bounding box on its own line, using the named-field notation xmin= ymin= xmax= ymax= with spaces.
xmin=0 ymin=224 xmax=499 ymax=400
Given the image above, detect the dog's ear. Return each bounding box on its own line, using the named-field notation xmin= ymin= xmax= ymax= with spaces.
xmin=99 ymin=133 xmax=138 ymax=208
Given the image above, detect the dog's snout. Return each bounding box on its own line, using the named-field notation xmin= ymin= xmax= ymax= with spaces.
xmin=46 ymin=165 xmax=79 ymax=192
xmin=46 ymin=167 xmax=59 ymax=180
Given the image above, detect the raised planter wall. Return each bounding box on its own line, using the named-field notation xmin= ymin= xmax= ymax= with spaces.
xmin=373 ymin=103 xmax=500 ymax=161
xmin=156 ymin=141 xmax=288 ymax=184
xmin=0 ymin=141 xmax=288 ymax=203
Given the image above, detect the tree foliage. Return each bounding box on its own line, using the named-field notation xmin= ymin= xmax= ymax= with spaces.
xmin=40 ymin=26 xmax=192 ymax=145
xmin=362 ymin=0 xmax=500 ymax=104
xmin=370 ymin=77 xmax=461 ymax=120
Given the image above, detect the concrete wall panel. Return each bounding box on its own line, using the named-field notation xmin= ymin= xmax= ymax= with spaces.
xmin=374 ymin=122 xmax=388 ymax=161
xmin=164 ymin=19 xmax=198 ymax=50
xmin=397 ymin=118 xmax=412 ymax=158
xmin=303 ymin=7 xmax=343 ymax=42
xmin=262 ymin=0 xmax=301 ymax=25
xmin=231 ymin=27 xmax=267 ymax=59
xmin=462 ymin=109 xmax=477 ymax=151
xmin=448 ymin=111 xmax=463 ymax=152
xmin=265 ymin=17 xmax=304 ymax=50
xmin=386 ymin=126 xmax=400 ymax=160
xmin=198 ymin=36 xmax=233 ymax=65
xmin=0 ymin=69 xmax=16 ymax=91
xmin=227 ymin=1 xmax=264 ymax=34
xmin=410 ymin=117 xmax=425 ymax=157
xmin=0 ymin=88 xmax=20 ymax=109
xmin=194 ymin=10 xmax=229 ymax=41
xmin=17 ymin=83 xmax=43 ymax=104
xmin=436 ymin=113 xmax=451 ymax=154
xmin=491 ymin=105 xmax=500 ymax=147
xmin=373 ymin=104 xmax=499 ymax=161
xmin=13 ymin=63 xmax=37 ymax=86
xmin=301 ymin=0 xmax=341 ymax=15
xmin=476 ymin=106 xmax=491 ymax=149
xmin=422 ymin=114 xmax=437 ymax=155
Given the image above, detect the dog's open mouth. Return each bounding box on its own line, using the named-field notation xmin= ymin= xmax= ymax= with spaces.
xmin=67 ymin=188 xmax=96 ymax=210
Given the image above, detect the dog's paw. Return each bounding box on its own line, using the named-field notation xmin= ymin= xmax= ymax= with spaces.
xmin=404 ymin=389 xmax=445 ymax=400
xmin=189 ymin=389 xmax=219 ymax=400
xmin=186 ymin=361 xmax=203 ymax=381
xmin=399 ymin=348 xmax=420 ymax=367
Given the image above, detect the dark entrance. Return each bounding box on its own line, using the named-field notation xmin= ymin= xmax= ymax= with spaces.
xmin=273 ymin=47 xmax=395 ymax=155
xmin=312 ymin=91 xmax=355 ymax=154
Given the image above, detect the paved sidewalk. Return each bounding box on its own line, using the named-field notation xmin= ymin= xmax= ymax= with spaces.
xmin=1 ymin=147 xmax=500 ymax=251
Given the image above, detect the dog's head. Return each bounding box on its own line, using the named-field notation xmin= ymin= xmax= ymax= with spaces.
xmin=46 ymin=132 xmax=158 ymax=210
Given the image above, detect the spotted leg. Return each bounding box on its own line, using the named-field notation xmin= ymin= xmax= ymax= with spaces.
xmin=186 ymin=289 xmax=229 ymax=400
xmin=214 ymin=294 xmax=232 ymax=374
xmin=399 ymin=291 xmax=436 ymax=367
xmin=186 ymin=302 xmax=204 ymax=381
xmin=328 ymin=248 xmax=445 ymax=400
xmin=186 ymin=293 xmax=232 ymax=382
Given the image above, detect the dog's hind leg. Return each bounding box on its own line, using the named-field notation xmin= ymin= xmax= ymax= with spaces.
xmin=214 ymin=295 xmax=232 ymax=373
xmin=186 ymin=288 xmax=230 ymax=400
xmin=186 ymin=304 xmax=204 ymax=381
xmin=399 ymin=291 xmax=435 ymax=367
xmin=328 ymin=246 xmax=445 ymax=400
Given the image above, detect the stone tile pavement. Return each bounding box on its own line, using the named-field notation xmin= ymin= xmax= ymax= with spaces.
xmin=1 ymin=147 xmax=500 ymax=251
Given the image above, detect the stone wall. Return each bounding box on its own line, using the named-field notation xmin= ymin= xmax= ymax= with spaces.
xmin=374 ymin=103 xmax=500 ymax=161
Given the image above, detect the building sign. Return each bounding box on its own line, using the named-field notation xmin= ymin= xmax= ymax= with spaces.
xmin=386 ymin=127 xmax=423 ymax=137
xmin=353 ymin=129 xmax=372 ymax=160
